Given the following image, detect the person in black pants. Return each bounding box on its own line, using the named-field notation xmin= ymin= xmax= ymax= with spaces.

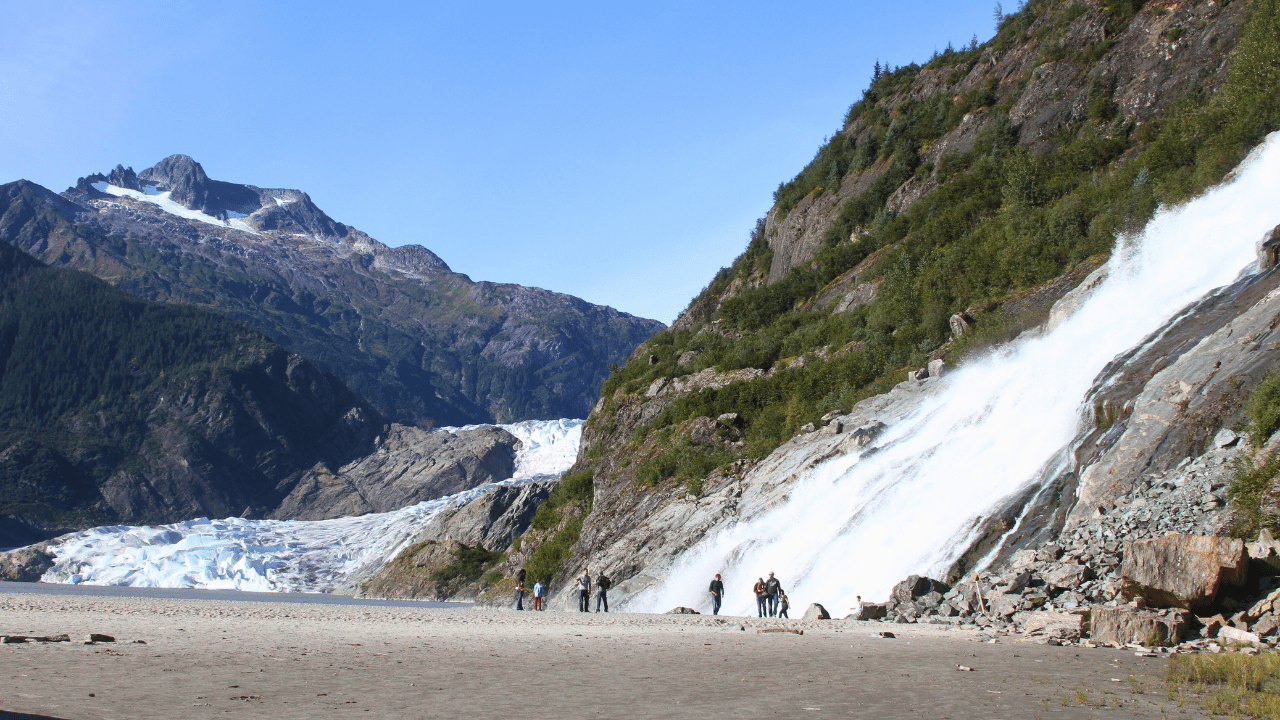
xmin=708 ymin=574 xmax=724 ymax=615
xmin=577 ymin=569 xmax=591 ymax=612
xmin=765 ymin=572 xmax=782 ymax=617
xmin=595 ymin=571 xmax=611 ymax=612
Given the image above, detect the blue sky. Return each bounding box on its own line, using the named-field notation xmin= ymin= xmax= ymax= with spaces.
xmin=2 ymin=1 xmax=995 ymax=324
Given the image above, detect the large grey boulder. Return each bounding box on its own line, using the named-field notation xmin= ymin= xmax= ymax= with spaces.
xmin=1090 ymin=605 xmax=1190 ymax=645
xmin=411 ymin=481 xmax=554 ymax=551
xmin=802 ymin=603 xmax=831 ymax=621
xmin=890 ymin=575 xmax=950 ymax=606
xmin=1043 ymin=564 xmax=1094 ymax=590
xmin=853 ymin=603 xmax=888 ymax=621
xmin=1120 ymin=534 xmax=1247 ymax=611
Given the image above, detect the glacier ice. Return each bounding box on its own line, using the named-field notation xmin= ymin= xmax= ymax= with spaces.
xmin=40 ymin=419 xmax=582 ymax=593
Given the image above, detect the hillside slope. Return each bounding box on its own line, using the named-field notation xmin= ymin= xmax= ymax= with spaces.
xmin=0 ymin=161 xmax=663 ymax=427
xmin=0 ymin=241 xmax=522 ymax=547
xmin=516 ymin=0 xmax=1280 ymax=602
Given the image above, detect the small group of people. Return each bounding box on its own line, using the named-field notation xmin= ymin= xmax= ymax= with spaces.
xmin=577 ymin=568 xmax=612 ymax=612
xmin=514 ymin=567 xmax=612 ymax=612
xmin=707 ymin=571 xmax=789 ymax=617
xmin=512 ymin=568 xmax=546 ymax=611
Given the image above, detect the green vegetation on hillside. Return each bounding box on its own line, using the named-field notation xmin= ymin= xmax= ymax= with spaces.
xmin=523 ymin=468 xmax=594 ymax=583
xmin=604 ymin=0 xmax=1280 ymax=464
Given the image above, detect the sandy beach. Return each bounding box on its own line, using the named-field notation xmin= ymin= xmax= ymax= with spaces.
xmin=0 ymin=587 xmax=1207 ymax=720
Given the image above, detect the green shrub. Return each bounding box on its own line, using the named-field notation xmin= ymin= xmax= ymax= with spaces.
xmin=1248 ymin=372 xmax=1280 ymax=446
xmin=430 ymin=545 xmax=504 ymax=583
xmin=523 ymin=515 xmax=583 ymax=584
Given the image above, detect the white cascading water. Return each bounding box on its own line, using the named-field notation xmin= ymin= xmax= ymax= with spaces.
xmin=631 ymin=132 xmax=1280 ymax=616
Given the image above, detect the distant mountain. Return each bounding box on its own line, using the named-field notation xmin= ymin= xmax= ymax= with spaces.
xmin=0 ymin=239 xmax=526 ymax=548
xmin=0 ymin=158 xmax=663 ymax=426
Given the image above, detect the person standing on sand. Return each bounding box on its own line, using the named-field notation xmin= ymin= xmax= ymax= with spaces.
xmin=764 ymin=572 xmax=781 ymax=617
xmin=752 ymin=577 xmax=766 ymax=618
xmin=708 ymin=574 xmax=724 ymax=615
xmin=515 ymin=578 xmax=525 ymax=611
xmin=595 ymin=571 xmax=611 ymax=612
xmin=577 ymin=570 xmax=591 ymax=612
xmin=533 ymin=580 xmax=544 ymax=611
xmin=777 ymin=590 xmax=790 ymax=619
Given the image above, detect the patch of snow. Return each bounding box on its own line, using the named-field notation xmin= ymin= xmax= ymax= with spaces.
xmin=274 ymin=196 xmax=295 ymax=207
xmin=141 ymin=184 xmax=162 ymax=196
xmin=225 ymin=210 xmax=249 ymax=219
xmin=99 ymin=185 xmax=260 ymax=235
xmin=89 ymin=181 xmax=108 ymax=192
xmin=39 ymin=419 xmax=583 ymax=593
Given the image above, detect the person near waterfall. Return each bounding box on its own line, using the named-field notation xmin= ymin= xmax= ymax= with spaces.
xmin=752 ymin=577 xmax=767 ymax=617
xmin=595 ymin=570 xmax=611 ymax=612
xmin=708 ymin=574 xmax=724 ymax=615
xmin=777 ymin=590 xmax=790 ymax=618
xmin=765 ymin=573 xmax=782 ymax=617
xmin=577 ymin=569 xmax=591 ymax=612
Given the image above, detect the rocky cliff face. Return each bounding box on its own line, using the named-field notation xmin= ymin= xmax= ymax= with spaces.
xmin=357 ymin=481 xmax=553 ymax=601
xmin=0 ymin=160 xmax=663 ymax=427
xmin=507 ymin=0 xmax=1280 ymax=610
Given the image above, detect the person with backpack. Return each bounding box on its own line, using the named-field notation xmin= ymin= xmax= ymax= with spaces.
xmin=595 ymin=571 xmax=612 ymax=612
xmin=765 ymin=572 xmax=782 ymax=617
xmin=752 ymin=577 xmax=767 ymax=618
xmin=708 ymin=574 xmax=724 ymax=615
xmin=533 ymin=580 xmax=545 ymax=611
xmin=577 ymin=569 xmax=591 ymax=612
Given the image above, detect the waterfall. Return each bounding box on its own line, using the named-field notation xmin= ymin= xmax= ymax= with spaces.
xmin=630 ymin=132 xmax=1280 ymax=616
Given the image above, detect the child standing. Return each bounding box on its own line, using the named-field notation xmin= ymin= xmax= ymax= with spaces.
xmin=778 ymin=591 xmax=790 ymax=619
xmin=533 ymin=580 xmax=544 ymax=611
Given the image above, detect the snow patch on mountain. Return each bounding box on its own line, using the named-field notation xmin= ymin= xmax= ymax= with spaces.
xmin=39 ymin=419 xmax=583 ymax=593
xmin=99 ymin=184 xmax=260 ymax=235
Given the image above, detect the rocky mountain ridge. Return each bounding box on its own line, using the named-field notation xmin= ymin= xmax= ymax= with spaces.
xmin=0 ymin=156 xmax=663 ymax=427
xmin=0 ymin=239 xmax=530 ymax=547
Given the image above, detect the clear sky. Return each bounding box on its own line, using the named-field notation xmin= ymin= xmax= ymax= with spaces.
xmin=2 ymin=1 xmax=995 ymax=325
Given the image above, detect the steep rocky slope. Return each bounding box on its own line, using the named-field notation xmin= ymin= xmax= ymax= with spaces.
xmin=511 ymin=0 xmax=1280 ymax=607
xmin=0 ymin=240 xmax=524 ymax=547
xmin=0 ymin=162 xmax=663 ymax=427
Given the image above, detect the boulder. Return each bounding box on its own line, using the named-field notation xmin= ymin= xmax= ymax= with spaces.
xmin=1043 ymin=564 xmax=1094 ymax=590
xmin=1120 ymin=534 xmax=1247 ymax=611
xmin=802 ymin=603 xmax=831 ymax=621
xmin=987 ymin=591 xmax=1022 ymax=618
xmin=1017 ymin=610 xmax=1086 ymax=639
xmin=1213 ymin=428 xmax=1239 ymax=449
xmin=907 ymin=369 xmax=927 ymax=382
xmin=1090 ymin=605 xmax=1190 ymax=646
xmin=665 ymin=607 xmax=700 ymax=615
xmin=1219 ymin=625 xmax=1264 ymax=647
xmin=949 ymin=313 xmax=971 ymax=337
xmin=853 ymin=603 xmax=888 ymax=621
xmin=890 ymin=575 xmax=949 ymax=606
xmin=927 ymin=359 xmax=947 ymax=379
xmin=1253 ymin=612 xmax=1280 ymax=637
xmin=1004 ymin=571 xmax=1033 ymax=595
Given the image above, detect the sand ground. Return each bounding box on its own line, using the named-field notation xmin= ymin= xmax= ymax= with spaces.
xmin=0 ymin=591 xmax=1208 ymax=720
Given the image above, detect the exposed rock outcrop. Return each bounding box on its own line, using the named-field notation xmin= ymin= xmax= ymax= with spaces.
xmin=1120 ymin=534 xmax=1247 ymax=611
xmin=357 ymin=481 xmax=553 ymax=601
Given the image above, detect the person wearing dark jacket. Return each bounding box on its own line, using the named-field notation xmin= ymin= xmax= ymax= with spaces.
xmin=577 ymin=570 xmax=591 ymax=612
xmin=752 ymin=577 xmax=767 ymax=618
xmin=596 ymin=571 xmax=612 ymax=612
xmin=765 ymin=573 xmax=782 ymax=617
xmin=709 ymin=574 xmax=725 ymax=615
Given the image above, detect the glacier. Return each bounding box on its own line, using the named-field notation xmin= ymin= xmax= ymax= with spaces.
xmin=39 ymin=419 xmax=582 ymax=593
